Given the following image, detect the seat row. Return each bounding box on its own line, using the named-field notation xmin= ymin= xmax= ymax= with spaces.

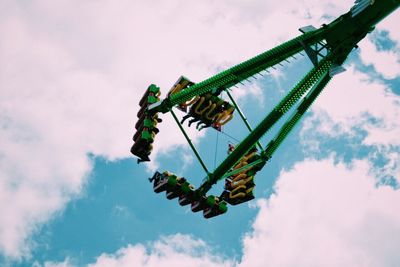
xmin=150 ymin=171 xmax=228 ymax=219
xmin=130 ymin=84 xmax=161 ymax=162
xmin=167 ymin=76 xmax=235 ymax=131
xmin=180 ymin=93 xmax=235 ymax=131
xmin=220 ymin=147 xmax=264 ymax=205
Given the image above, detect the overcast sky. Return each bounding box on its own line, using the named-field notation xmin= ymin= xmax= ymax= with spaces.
xmin=1 ymin=1 xmax=399 ymax=266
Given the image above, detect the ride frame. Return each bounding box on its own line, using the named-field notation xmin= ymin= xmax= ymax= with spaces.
xmin=145 ymin=0 xmax=399 ymax=200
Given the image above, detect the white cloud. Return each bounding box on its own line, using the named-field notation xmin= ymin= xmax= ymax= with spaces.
xmin=229 ymin=83 xmax=265 ymax=107
xmin=303 ymin=66 xmax=400 ymax=145
xmin=378 ymin=8 xmax=400 ymax=43
xmin=300 ymin=66 xmax=400 ymax=181
xmin=41 ymin=258 xmax=74 ymax=267
xmin=240 ymin=159 xmax=400 ymax=267
xmin=358 ymin=8 xmax=400 ymax=80
xmin=88 ymin=234 xmax=233 ymax=267
xmin=359 ymin=37 xmax=400 ymax=80
xmin=84 ymin=159 xmax=400 ymax=267
xmin=31 ymin=257 xmax=74 ymax=267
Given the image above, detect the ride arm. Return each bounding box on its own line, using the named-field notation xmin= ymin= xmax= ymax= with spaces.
xmin=264 ymin=69 xmax=332 ymax=159
xmin=196 ymin=59 xmax=333 ymax=195
xmin=149 ymin=28 xmax=326 ymax=114
xmin=260 ymin=0 xmax=400 ymax=158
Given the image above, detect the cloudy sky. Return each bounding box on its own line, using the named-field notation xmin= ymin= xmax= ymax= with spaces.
xmin=1 ymin=0 xmax=399 ymax=266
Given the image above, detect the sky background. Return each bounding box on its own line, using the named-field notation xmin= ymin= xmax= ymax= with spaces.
xmin=1 ymin=1 xmax=400 ymax=266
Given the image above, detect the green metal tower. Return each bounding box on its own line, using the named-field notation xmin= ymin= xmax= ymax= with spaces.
xmin=131 ymin=0 xmax=399 ymax=219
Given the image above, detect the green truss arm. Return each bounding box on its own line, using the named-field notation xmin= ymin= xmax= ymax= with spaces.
xmin=222 ymin=157 xmax=266 ymax=179
xmin=150 ymin=28 xmax=326 ymax=114
xmin=196 ymin=59 xmax=333 ymax=195
xmin=149 ymin=1 xmax=398 ymax=115
xmin=263 ymin=70 xmax=332 ymax=159
xmin=219 ymin=69 xmax=333 ymax=179
xmin=219 ymin=66 xmax=334 ymax=180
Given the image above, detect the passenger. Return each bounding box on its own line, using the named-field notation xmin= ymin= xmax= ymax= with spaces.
xmin=179 ymin=96 xmax=199 ymax=112
xmin=231 ymin=175 xmax=254 ymax=189
xmin=197 ymin=99 xmax=225 ymax=131
xmin=167 ymin=83 xmax=182 ymax=97
xmin=181 ymin=94 xmax=213 ymax=127
xmin=214 ymin=103 xmax=234 ymax=126
xmin=196 ymin=121 xmax=206 ymax=130
xmin=189 ymin=95 xmax=213 ymax=126
xmin=224 ymin=177 xmax=232 ymax=189
xmin=187 ymin=117 xmax=200 ymax=127
xmin=132 ymin=130 xmax=156 ymax=163
xmin=180 ymin=113 xmax=192 ymax=124
xmin=229 ymin=185 xmax=247 ymax=199
xmin=162 ymin=171 xmax=173 ymax=177
xmin=181 ymin=96 xmax=204 ymax=124
xmin=228 ymin=144 xmax=235 ymax=154
xmin=205 ymin=97 xmax=223 ymax=120
xmin=223 ymin=148 xmax=259 ymax=200
xmin=194 ymin=97 xmax=212 ymax=115
xmin=148 ymin=172 xmax=160 ymax=184
xmin=231 ymin=172 xmax=247 ymax=183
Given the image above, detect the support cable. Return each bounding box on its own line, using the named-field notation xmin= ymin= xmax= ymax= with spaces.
xmin=225 ymin=90 xmax=264 ymax=152
xmin=170 ymin=109 xmax=210 ymax=175
xmin=214 ymin=131 xmax=219 ymax=169
xmin=220 ymin=130 xmax=241 ymax=143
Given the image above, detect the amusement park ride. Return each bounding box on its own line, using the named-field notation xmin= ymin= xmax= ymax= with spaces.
xmin=131 ymin=0 xmax=399 ymax=218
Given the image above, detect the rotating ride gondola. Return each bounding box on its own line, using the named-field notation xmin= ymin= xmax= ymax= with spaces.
xmin=131 ymin=0 xmax=399 ymax=218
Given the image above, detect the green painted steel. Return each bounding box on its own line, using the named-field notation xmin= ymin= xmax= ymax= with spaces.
xmin=222 ymin=158 xmax=266 ymax=179
xmin=197 ymin=59 xmax=332 ymax=194
xmin=275 ymin=60 xmax=331 ymax=113
xmin=150 ymin=28 xmax=326 ymax=113
xmin=322 ymin=0 xmax=399 ymax=65
xmin=264 ymin=72 xmax=332 ymax=158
